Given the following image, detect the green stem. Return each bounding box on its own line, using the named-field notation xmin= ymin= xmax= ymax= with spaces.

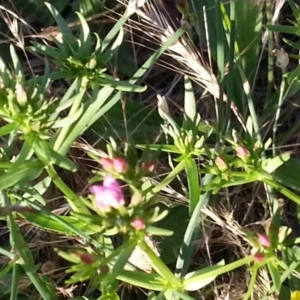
xmin=242 ymin=266 xmax=258 ymax=300
xmin=139 ymin=239 xmax=182 ymax=289
xmin=262 ymin=177 xmax=300 ymax=206
xmin=46 ymin=164 xmax=90 ymax=213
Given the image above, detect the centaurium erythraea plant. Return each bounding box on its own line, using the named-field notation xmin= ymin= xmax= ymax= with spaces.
xmin=89 ymin=174 xmax=125 ymax=212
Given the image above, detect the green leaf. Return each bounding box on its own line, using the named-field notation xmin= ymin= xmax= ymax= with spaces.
xmin=175 ymin=174 xmax=212 ymax=278
xmin=52 ymin=104 xmax=83 ymax=128
xmin=0 ymin=166 xmax=42 ymax=191
xmin=99 ymin=75 xmax=147 ymax=92
xmin=101 ymin=3 xmax=135 ymax=52
xmin=58 ymin=86 xmax=114 ymax=155
xmin=264 ymin=24 xmax=300 ymax=35
xmin=262 ymin=153 xmax=290 ymax=174
xmin=183 ymin=262 xmax=225 ymax=291
xmin=0 ymin=123 xmax=17 ymax=137
xmin=117 ymin=270 xmax=165 ymax=291
xmin=183 ymin=256 xmax=253 ymax=291
xmin=34 ymin=139 xmax=77 ymax=171
xmin=21 ymin=199 xmax=103 ymax=249
xmin=267 ymin=261 xmax=281 ymax=292
xmin=10 ymin=45 xmax=23 ymax=78
xmin=185 ymin=158 xmax=201 ymax=214
xmin=274 ymin=158 xmax=300 ymax=192
xmin=21 ymin=213 xmax=101 ymax=235
xmin=77 ymin=12 xmax=91 ymax=58
xmin=3 ymin=193 xmax=56 ymax=299
xmin=44 ymin=2 xmax=74 ymax=40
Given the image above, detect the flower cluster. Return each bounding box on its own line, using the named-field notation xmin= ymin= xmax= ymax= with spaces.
xmin=253 ymin=233 xmax=271 ymax=263
xmin=89 ymin=174 xmax=125 ymax=212
xmin=89 ymin=156 xmax=150 ymax=231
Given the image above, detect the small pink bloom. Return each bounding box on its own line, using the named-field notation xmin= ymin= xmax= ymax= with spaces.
xmin=141 ymin=161 xmax=155 ymax=173
xmin=89 ymin=174 xmax=125 ymax=212
xmin=215 ymin=156 xmax=227 ymax=171
xmin=79 ymin=253 xmax=94 ymax=265
xmin=131 ymin=217 xmax=146 ymax=230
xmin=253 ymin=252 xmax=265 ymax=263
xmin=236 ymin=146 xmax=250 ymax=159
xmin=112 ymin=157 xmax=128 ymax=173
xmin=100 ymin=157 xmax=114 ymax=171
xmin=258 ymin=234 xmax=271 ymax=248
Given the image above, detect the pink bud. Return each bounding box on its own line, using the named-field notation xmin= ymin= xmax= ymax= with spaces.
xmin=141 ymin=161 xmax=155 ymax=173
xmin=100 ymin=157 xmax=114 ymax=171
xmin=79 ymin=253 xmax=94 ymax=265
xmin=131 ymin=217 xmax=146 ymax=230
xmin=89 ymin=174 xmax=125 ymax=212
xmin=258 ymin=234 xmax=271 ymax=248
xmin=112 ymin=157 xmax=128 ymax=173
xmin=215 ymin=156 xmax=227 ymax=171
xmin=236 ymin=146 xmax=250 ymax=159
xmin=253 ymin=252 xmax=265 ymax=263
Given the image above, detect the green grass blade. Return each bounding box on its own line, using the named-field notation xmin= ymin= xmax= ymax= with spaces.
xmin=10 ymin=264 xmax=19 ymax=300
xmin=44 ymin=2 xmax=73 ymax=39
xmin=175 ymin=174 xmax=213 ymax=278
xmin=1 ymin=193 xmax=56 ymax=299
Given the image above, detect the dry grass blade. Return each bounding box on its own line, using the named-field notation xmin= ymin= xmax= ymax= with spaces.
xmin=117 ymin=0 xmax=246 ymax=127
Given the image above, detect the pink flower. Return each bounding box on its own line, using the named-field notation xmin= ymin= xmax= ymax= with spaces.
xmin=253 ymin=252 xmax=265 ymax=263
xmin=131 ymin=217 xmax=146 ymax=230
xmin=89 ymin=174 xmax=125 ymax=212
xmin=236 ymin=146 xmax=250 ymax=159
xmin=112 ymin=157 xmax=128 ymax=173
xmin=215 ymin=156 xmax=227 ymax=171
xmin=258 ymin=234 xmax=271 ymax=248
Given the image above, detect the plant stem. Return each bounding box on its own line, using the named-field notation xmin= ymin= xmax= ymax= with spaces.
xmin=139 ymin=239 xmax=182 ymax=289
xmin=46 ymin=164 xmax=90 ymax=213
xmin=262 ymin=177 xmax=300 ymax=206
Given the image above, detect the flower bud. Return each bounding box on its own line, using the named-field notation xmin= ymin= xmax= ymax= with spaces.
xmin=131 ymin=217 xmax=146 ymax=230
xmin=15 ymin=83 xmax=27 ymax=106
xmin=157 ymin=94 xmax=169 ymax=119
xmin=253 ymin=252 xmax=265 ymax=263
xmin=215 ymin=156 xmax=227 ymax=171
xmin=141 ymin=161 xmax=155 ymax=173
xmin=131 ymin=191 xmax=142 ymax=206
xmin=236 ymin=146 xmax=250 ymax=159
xmin=79 ymin=253 xmax=94 ymax=265
xmin=258 ymin=234 xmax=271 ymax=248
xmin=112 ymin=157 xmax=128 ymax=173
xmin=100 ymin=157 xmax=114 ymax=171
xmin=99 ymin=265 xmax=110 ymax=274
